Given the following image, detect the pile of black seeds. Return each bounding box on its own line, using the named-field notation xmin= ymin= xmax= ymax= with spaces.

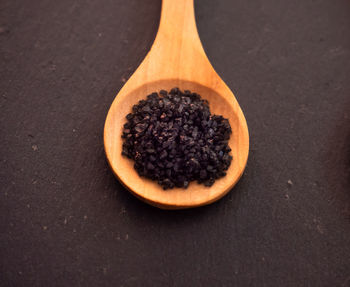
xmin=121 ymin=88 xmax=232 ymax=189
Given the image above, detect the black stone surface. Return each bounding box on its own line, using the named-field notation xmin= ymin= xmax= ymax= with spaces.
xmin=0 ymin=0 xmax=349 ymax=286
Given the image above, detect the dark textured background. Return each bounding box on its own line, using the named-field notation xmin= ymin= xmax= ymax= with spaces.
xmin=1 ymin=0 xmax=349 ymax=286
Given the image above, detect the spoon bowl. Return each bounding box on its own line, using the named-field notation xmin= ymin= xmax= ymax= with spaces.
xmin=104 ymin=0 xmax=249 ymax=209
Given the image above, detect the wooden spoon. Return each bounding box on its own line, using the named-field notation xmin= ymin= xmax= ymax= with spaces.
xmin=104 ymin=0 xmax=249 ymax=209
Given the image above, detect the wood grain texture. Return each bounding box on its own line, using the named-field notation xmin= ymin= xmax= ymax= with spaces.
xmin=104 ymin=0 xmax=249 ymax=209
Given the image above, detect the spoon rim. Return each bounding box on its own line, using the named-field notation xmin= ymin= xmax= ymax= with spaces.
xmin=104 ymin=79 xmax=249 ymax=209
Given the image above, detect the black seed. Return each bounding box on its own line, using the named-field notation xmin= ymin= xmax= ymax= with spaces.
xmin=166 ymin=162 xmax=173 ymax=168
xmin=142 ymin=106 xmax=152 ymax=113
xmin=121 ymin=88 xmax=233 ymax=189
xmin=204 ymin=178 xmax=215 ymax=187
xmin=170 ymin=87 xmax=179 ymax=94
xmin=159 ymin=89 xmax=167 ymax=96
xmin=147 ymin=162 xmax=155 ymax=170
xmin=135 ymin=123 xmax=148 ymax=133
xmin=160 ymin=150 xmax=168 ymax=159
xmin=162 ymin=141 xmax=172 ymax=149
xmin=200 ymin=170 xmax=207 ymax=179
xmin=173 ymin=162 xmax=181 ymax=172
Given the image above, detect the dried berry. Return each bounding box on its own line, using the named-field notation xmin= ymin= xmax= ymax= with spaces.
xmin=121 ymin=88 xmax=233 ymax=190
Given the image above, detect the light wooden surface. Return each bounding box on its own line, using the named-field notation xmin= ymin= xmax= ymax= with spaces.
xmin=104 ymin=0 xmax=249 ymax=209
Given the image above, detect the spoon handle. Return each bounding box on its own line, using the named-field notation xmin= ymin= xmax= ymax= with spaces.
xmin=141 ymin=0 xmax=211 ymax=81
xmin=156 ymin=0 xmax=200 ymax=47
